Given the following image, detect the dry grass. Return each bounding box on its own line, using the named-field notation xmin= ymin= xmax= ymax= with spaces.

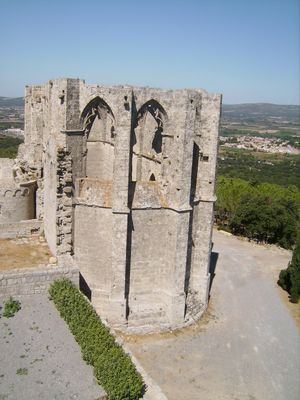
xmin=0 ymin=236 xmax=52 ymax=271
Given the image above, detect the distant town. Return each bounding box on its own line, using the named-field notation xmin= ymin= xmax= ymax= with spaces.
xmin=0 ymin=96 xmax=24 ymax=140
xmin=220 ymin=135 xmax=300 ymax=154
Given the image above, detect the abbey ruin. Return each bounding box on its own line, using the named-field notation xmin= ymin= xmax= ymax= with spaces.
xmin=0 ymin=79 xmax=221 ymax=333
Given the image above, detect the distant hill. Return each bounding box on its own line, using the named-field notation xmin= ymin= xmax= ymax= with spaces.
xmin=222 ymin=103 xmax=300 ymax=124
xmin=0 ymin=97 xmax=299 ymax=124
xmin=0 ymin=97 xmax=24 ymax=107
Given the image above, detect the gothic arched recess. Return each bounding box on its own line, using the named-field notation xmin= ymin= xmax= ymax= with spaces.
xmin=81 ymin=97 xmax=115 ymax=180
xmin=132 ymin=99 xmax=168 ymax=181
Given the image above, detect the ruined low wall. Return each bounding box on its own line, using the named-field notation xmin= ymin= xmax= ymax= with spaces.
xmin=0 ymin=265 xmax=79 ymax=296
xmin=0 ymin=219 xmax=42 ymax=239
xmin=0 ymin=183 xmax=36 ymax=224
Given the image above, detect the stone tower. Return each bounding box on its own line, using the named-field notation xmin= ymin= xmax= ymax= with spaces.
xmin=19 ymin=78 xmax=221 ymax=333
xmin=0 ymin=158 xmax=35 ymax=225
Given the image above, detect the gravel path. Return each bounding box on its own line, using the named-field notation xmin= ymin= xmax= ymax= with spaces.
xmin=124 ymin=230 xmax=300 ymax=400
xmin=0 ymin=294 xmax=106 ymax=400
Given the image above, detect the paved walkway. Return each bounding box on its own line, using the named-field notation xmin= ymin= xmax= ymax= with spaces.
xmin=0 ymin=294 xmax=106 ymax=400
xmin=125 ymin=230 xmax=300 ymax=400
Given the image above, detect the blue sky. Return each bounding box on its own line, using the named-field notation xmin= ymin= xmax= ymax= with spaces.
xmin=0 ymin=0 xmax=299 ymax=104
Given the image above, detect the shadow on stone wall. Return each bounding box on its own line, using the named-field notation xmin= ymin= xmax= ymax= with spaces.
xmin=79 ymin=273 xmax=91 ymax=301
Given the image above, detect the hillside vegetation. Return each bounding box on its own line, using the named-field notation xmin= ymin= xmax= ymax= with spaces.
xmin=215 ymin=176 xmax=300 ymax=249
xmin=0 ymin=134 xmax=23 ymax=158
xmin=0 ymin=96 xmax=24 ymax=107
xmin=222 ymin=103 xmax=300 ymax=124
xmin=218 ymin=147 xmax=300 ymax=187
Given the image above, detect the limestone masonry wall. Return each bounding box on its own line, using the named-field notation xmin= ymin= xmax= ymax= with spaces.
xmin=0 ymin=265 xmax=79 ymax=296
xmin=10 ymin=78 xmax=221 ymax=333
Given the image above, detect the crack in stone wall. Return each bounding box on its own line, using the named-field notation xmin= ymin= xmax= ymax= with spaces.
xmin=56 ymin=148 xmax=73 ymax=256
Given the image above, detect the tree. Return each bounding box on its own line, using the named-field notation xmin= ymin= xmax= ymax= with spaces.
xmin=229 ymin=193 xmax=298 ymax=249
xmin=215 ymin=176 xmax=255 ymax=227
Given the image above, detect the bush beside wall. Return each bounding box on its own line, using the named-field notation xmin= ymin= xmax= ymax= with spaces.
xmin=278 ymin=239 xmax=300 ymax=303
xmin=49 ymin=279 xmax=144 ymax=400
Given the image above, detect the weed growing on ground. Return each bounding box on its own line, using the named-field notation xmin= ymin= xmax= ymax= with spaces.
xmin=3 ymin=297 xmax=21 ymax=318
xmin=16 ymin=368 xmax=28 ymax=376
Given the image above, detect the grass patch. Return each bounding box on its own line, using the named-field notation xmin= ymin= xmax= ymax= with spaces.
xmin=3 ymin=297 xmax=21 ymax=318
xmin=49 ymin=279 xmax=144 ymax=400
xmin=16 ymin=368 xmax=28 ymax=376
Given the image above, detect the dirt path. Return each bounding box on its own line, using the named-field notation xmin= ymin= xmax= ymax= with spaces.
xmin=216 ymin=231 xmax=300 ymax=329
xmin=124 ymin=230 xmax=300 ymax=400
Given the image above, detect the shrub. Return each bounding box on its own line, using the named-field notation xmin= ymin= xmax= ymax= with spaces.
xmin=3 ymin=297 xmax=21 ymax=317
xmin=278 ymin=239 xmax=300 ymax=303
xmin=49 ymin=279 xmax=144 ymax=400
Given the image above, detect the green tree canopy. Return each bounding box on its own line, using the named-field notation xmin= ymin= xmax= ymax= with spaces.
xmin=215 ymin=176 xmax=300 ymax=249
